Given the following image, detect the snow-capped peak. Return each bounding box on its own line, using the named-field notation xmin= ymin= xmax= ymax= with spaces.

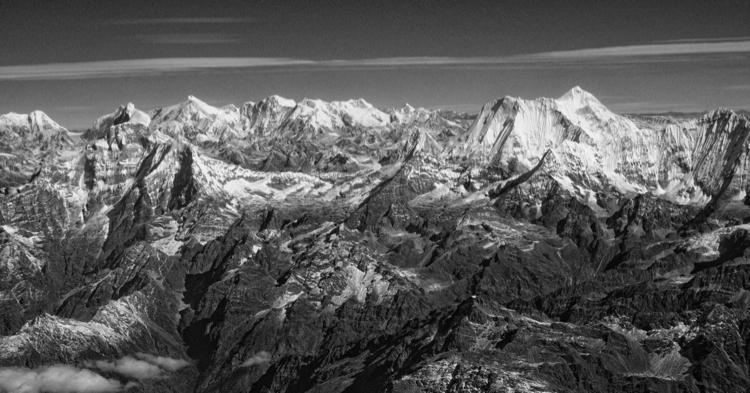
xmin=85 ymin=103 xmax=150 ymax=140
xmin=560 ymin=85 xmax=586 ymax=99
xmin=267 ymin=95 xmax=297 ymax=108
xmin=556 ymin=86 xmax=617 ymax=129
xmin=185 ymin=95 xmax=220 ymax=116
xmin=459 ymin=87 xmax=750 ymax=207
xmin=328 ymin=98 xmax=389 ymax=127
xmin=0 ymin=110 xmax=68 ymax=139
xmin=390 ymin=103 xmax=433 ymax=124
xmin=558 ymin=86 xmax=602 ymax=108
xmin=150 ymin=95 xmax=236 ymax=127
xmin=464 ymin=88 xmax=623 ymax=162
xmin=112 ymin=103 xmax=150 ymax=127
xmin=146 ymin=96 xmax=244 ymax=141
xmin=339 ymin=98 xmax=373 ymax=109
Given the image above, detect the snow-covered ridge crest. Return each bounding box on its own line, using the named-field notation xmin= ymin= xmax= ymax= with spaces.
xmin=0 ymin=110 xmax=70 ymax=140
xmin=147 ymin=96 xmax=243 ymax=141
xmin=243 ymin=95 xmax=391 ymax=136
xmin=150 ymin=95 xmax=237 ymax=124
xmin=82 ymin=94 xmax=456 ymax=144
xmin=390 ymin=103 xmax=434 ymax=124
xmin=141 ymin=94 xmax=398 ymax=140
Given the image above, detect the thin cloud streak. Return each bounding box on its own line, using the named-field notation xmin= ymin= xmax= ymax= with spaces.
xmin=0 ymin=58 xmax=314 ymax=80
xmin=103 ymin=17 xmax=257 ymax=25
xmin=525 ymin=40 xmax=750 ymax=59
xmin=135 ymin=34 xmax=241 ymax=44
xmin=654 ymin=36 xmax=750 ymax=44
xmin=1 ymin=40 xmax=749 ymax=81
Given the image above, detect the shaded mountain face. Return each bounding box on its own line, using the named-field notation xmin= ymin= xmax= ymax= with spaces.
xmin=1 ymin=89 xmax=750 ymax=392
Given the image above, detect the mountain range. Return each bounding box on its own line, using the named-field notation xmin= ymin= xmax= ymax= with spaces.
xmin=1 ymin=87 xmax=750 ymax=393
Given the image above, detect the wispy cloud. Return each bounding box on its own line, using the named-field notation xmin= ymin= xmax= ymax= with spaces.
xmin=0 ymin=354 xmax=189 ymax=393
xmin=134 ymin=353 xmax=190 ymax=372
xmin=0 ymin=58 xmax=313 ymax=80
xmin=1 ymin=39 xmax=748 ymax=81
xmin=654 ymin=36 xmax=750 ymax=44
xmin=103 ymin=17 xmax=257 ymax=25
xmin=135 ymin=33 xmax=241 ymax=44
xmin=524 ymin=40 xmax=750 ymax=59
xmin=724 ymin=84 xmax=750 ymax=90
xmin=88 ymin=352 xmax=190 ymax=379
xmin=92 ymin=357 xmax=162 ymax=380
xmin=0 ymin=365 xmax=122 ymax=393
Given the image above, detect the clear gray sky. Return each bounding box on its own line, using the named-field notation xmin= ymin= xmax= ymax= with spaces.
xmin=1 ymin=0 xmax=749 ymax=129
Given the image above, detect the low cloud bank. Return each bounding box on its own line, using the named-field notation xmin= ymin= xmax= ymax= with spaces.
xmin=89 ymin=352 xmax=190 ymax=379
xmin=91 ymin=357 xmax=162 ymax=380
xmin=134 ymin=352 xmax=190 ymax=372
xmin=0 ymin=353 xmax=190 ymax=392
xmin=0 ymin=365 xmax=122 ymax=393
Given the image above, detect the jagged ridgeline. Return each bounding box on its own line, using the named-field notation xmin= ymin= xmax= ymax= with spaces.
xmin=1 ymin=88 xmax=750 ymax=392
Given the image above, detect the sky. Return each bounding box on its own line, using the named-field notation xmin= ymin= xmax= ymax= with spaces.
xmin=1 ymin=0 xmax=749 ymax=129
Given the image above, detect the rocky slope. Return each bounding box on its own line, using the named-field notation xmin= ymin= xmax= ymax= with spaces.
xmin=1 ymin=88 xmax=750 ymax=392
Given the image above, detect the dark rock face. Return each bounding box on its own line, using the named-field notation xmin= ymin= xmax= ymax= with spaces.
xmin=2 ymin=92 xmax=750 ymax=392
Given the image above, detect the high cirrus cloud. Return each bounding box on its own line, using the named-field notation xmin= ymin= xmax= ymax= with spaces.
xmin=0 ymin=38 xmax=748 ymax=81
xmin=0 ymin=58 xmax=313 ymax=81
xmin=0 ymin=365 xmax=122 ymax=393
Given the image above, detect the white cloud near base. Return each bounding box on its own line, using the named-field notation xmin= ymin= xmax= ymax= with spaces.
xmin=134 ymin=352 xmax=190 ymax=372
xmin=0 ymin=354 xmax=189 ymax=392
xmin=91 ymin=357 xmax=162 ymax=380
xmin=0 ymin=365 xmax=122 ymax=393
xmin=89 ymin=353 xmax=190 ymax=379
xmin=240 ymin=351 xmax=271 ymax=367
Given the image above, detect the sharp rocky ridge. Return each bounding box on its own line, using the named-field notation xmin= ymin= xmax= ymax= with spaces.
xmin=2 ymin=87 xmax=750 ymax=392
